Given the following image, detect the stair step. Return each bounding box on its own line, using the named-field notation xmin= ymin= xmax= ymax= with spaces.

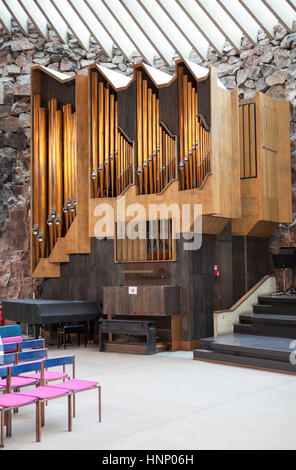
xmin=211 ymin=341 xmax=291 ymax=362
xmin=239 ymin=313 xmax=296 ymax=326
xmin=194 ymin=348 xmax=296 ymax=374
xmin=200 ymin=338 xmax=215 ymax=349
xmin=234 ymin=322 xmax=296 ymax=339
xmin=239 ymin=314 xmax=254 ymax=324
xmin=258 ymin=295 xmax=296 ymax=305
xmin=253 ymin=304 xmax=296 ymax=315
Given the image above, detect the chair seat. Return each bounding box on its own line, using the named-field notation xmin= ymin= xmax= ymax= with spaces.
xmin=52 ymin=379 xmax=99 ymax=392
xmin=0 ymin=376 xmax=37 ymax=388
xmin=0 ymin=393 xmax=36 ymax=408
xmin=22 ymin=371 xmax=68 ymax=382
xmin=20 ymin=385 xmax=70 ymax=400
xmin=0 ymin=364 xmax=13 ymax=369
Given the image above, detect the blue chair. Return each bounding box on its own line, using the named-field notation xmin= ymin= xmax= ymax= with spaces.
xmin=0 ymin=325 xmax=45 ymax=354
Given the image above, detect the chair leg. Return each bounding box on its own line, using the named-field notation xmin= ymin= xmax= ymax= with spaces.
xmin=37 ymin=401 xmax=42 ymax=442
xmin=1 ymin=408 xmax=4 ymax=448
xmin=41 ymin=402 xmax=45 ymax=427
xmin=68 ymin=395 xmax=72 ymax=432
xmin=98 ymin=386 xmax=101 ymax=423
xmin=6 ymin=410 xmax=11 ymax=437
xmin=73 ymin=394 xmax=76 ymax=418
xmin=36 ymin=402 xmax=40 ymax=442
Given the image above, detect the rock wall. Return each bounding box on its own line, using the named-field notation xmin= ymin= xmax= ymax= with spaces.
xmin=0 ymin=22 xmax=295 ymax=299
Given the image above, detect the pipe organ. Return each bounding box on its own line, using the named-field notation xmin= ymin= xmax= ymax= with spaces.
xmin=91 ymin=72 xmax=134 ymax=198
xmin=32 ymin=95 xmax=77 ymax=262
xmin=136 ymin=70 xmax=177 ymax=195
xmin=178 ymin=66 xmax=211 ymax=191
xmin=89 ymin=63 xmax=213 ymax=199
xmin=31 ymin=61 xmax=292 ymax=279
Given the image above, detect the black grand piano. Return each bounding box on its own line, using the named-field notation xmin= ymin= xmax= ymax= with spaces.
xmin=2 ymin=299 xmax=100 ymax=325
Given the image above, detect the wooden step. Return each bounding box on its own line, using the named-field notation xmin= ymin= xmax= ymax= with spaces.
xmin=240 ymin=313 xmax=296 ymax=326
xmin=194 ymin=348 xmax=296 ymax=374
xmin=234 ymin=322 xmax=296 ymax=339
xmin=258 ymin=295 xmax=296 ymax=305
xmin=253 ymin=304 xmax=296 ymax=315
xmin=211 ymin=341 xmax=291 ymax=363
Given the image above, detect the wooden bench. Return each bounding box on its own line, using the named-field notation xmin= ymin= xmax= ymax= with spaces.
xmin=99 ymin=319 xmax=157 ymax=355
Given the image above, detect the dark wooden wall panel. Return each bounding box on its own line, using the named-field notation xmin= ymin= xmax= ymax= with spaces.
xmin=118 ymin=81 xmax=137 ymax=141
xmin=196 ymin=77 xmax=211 ymax=128
xmin=40 ymin=74 xmax=75 ymax=109
xmin=246 ymin=237 xmax=272 ymax=289
xmin=159 ymin=80 xmax=179 ymax=135
xmin=232 ymin=235 xmax=272 ymax=304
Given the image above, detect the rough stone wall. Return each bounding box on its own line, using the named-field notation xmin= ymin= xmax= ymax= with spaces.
xmin=0 ymin=22 xmax=295 ymax=299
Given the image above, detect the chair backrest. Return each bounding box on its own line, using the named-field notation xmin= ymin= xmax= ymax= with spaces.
xmin=43 ymin=355 xmax=75 ymax=385
xmin=43 ymin=355 xmax=75 ymax=368
xmin=0 ymin=352 xmax=16 ymax=366
xmin=17 ymin=348 xmax=47 ymax=364
xmin=0 ymin=367 xmax=8 ymax=379
xmin=10 ymin=361 xmax=42 ymax=377
xmin=20 ymin=339 xmax=45 ymax=350
xmin=0 ymin=325 xmax=22 ymax=338
xmin=3 ymin=343 xmax=18 ymax=353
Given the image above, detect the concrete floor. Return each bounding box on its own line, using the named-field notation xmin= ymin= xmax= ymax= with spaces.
xmin=3 ymin=344 xmax=296 ymax=450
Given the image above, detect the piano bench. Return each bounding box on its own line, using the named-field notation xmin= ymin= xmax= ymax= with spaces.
xmin=57 ymin=323 xmax=88 ymax=350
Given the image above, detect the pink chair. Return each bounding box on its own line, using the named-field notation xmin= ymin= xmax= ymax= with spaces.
xmin=0 ymin=362 xmax=42 ymax=448
xmin=42 ymin=356 xmax=101 ymax=421
xmin=19 ymin=361 xmax=72 ymax=441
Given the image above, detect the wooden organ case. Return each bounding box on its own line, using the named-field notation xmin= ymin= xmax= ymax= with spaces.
xmin=32 ymin=60 xmax=292 ymax=352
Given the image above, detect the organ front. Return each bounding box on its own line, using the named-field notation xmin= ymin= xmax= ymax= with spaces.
xmin=30 ymin=61 xmax=292 ymax=278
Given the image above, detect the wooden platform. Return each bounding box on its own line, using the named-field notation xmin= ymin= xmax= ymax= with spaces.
xmin=194 ymin=294 xmax=296 ymax=373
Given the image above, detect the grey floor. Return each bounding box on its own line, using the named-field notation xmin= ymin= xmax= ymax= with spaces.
xmin=3 ymin=344 xmax=296 ymax=450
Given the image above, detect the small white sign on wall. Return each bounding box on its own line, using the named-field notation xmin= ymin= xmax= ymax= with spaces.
xmin=129 ymin=286 xmax=137 ymax=295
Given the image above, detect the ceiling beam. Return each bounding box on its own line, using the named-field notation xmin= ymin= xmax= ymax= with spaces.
xmin=176 ymin=0 xmax=226 ymax=56
xmin=157 ymin=0 xmax=209 ymax=60
xmin=239 ymin=0 xmax=279 ymax=38
xmin=0 ymin=2 xmax=12 ymax=35
xmin=138 ymin=0 xmax=192 ymax=60
xmin=34 ymin=0 xmax=68 ymax=44
xmin=69 ymin=0 xmax=114 ymax=58
xmin=217 ymin=0 xmax=259 ymax=45
xmin=196 ymin=0 xmax=243 ymax=52
xmin=120 ymin=0 xmax=176 ymax=65
xmin=3 ymin=0 xmax=28 ymax=35
xmin=49 ymin=0 xmax=90 ymax=51
xmin=261 ymin=0 xmax=296 ymax=32
xmin=85 ymin=0 xmax=137 ymax=61
xmin=101 ymin=0 xmax=158 ymax=64
xmin=19 ymin=0 xmax=48 ymax=40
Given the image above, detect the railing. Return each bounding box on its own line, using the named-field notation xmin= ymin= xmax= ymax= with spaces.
xmin=239 ymin=102 xmax=258 ymax=179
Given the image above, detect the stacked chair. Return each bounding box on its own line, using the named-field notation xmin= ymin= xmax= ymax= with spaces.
xmin=0 ymin=325 xmax=101 ymax=448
